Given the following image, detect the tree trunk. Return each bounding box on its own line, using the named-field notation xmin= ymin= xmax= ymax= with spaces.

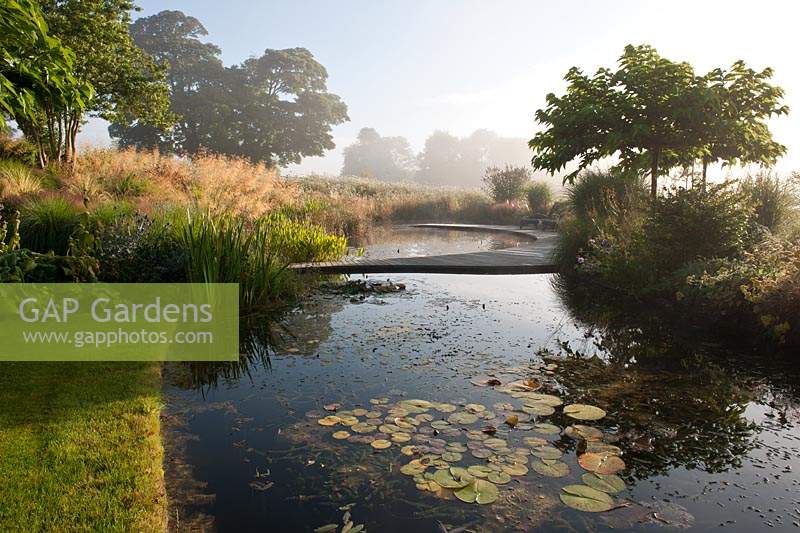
xmin=650 ymin=148 xmax=660 ymax=200
xmin=701 ymin=158 xmax=708 ymax=193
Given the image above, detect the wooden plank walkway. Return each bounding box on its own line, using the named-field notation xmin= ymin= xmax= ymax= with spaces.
xmin=290 ymin=224 xmax=559 ymax=275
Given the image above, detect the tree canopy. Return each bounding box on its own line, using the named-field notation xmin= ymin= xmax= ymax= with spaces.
xmin=530 ymin=44 xmax=788 ymax=198
xmin=341 ymin=127 xmax=415 ymax=181
xmin=110 ymin=10 xmax=349 ymax=167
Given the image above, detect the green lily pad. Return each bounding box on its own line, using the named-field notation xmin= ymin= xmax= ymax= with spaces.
xmin=563 ymin=404 xmax=607 ymax=421
xmin=532 ymin=423 xmax=561 ymax=435
xmin=586 ymin=442 xmax=622 ymax=456
xmin=532 ymin=459 xmax=570 ymax=477
xmin=430 ymin=420 xmax=451 ymax=429
xmin=467 ymin=465 xmax=493 ymax=478
xmin=398 ymin=399 xmax=433 ymax=413
xmin=448 ymin=412 xmax=480 ymax=425
xmin=531 ymin=445 xmax=563 ymax=460
xmin=433 ymin=403 xmax=457 ymax=413
xmin=487 ymin=471 xmax=511 ymax=484
xmin=582 ymin=472 xmax=625 ymax=494
xmin=560 ymin=484 xmax=614 ymax=512
xmin=471 ymin=448 xmax=492 ymax=459
xmin=564 ymin=424 xmax=604 ymax=441
xmin=501 ymin=462 xmax=528 ymax=476
xmin=518 ymin=392 xmax=563 ymax=406
xmin=464 ymin=403 xmax=486 ymax=413
xmin=454 ymin=479 xmax=499 ymax=504
xmin=432 ymin=467 xmax=473 ymax=489
xmin=400 ymin=461 xmax=428 ymax=475
xmin=522 ymin=403 xmax=556 ymax=416
xmin=441 ymin=452 xmax=463 ymax=462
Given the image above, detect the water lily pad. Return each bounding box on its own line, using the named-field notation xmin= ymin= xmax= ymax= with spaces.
xmin=531 ymin=445 xmax=563 ymax=460
xmin=471 ymin=448 xmax=492 ymax=459
xmin=379 ymin=424 xmax=401 ymax=434
xmin=318 ymin=416 xmax=341 ymax=426
xmin=560 ymin=484 xmax=614 ymax=512
xmin=564 ymin=404 xmax=607 ymax=421
xmin=532 ymin=459 xmax=570 ymax=477
xmin=519 ymin=393 xmax=563 ymax=406
xmin=501 ymin=463 xmax=528 ymax=476
xmin=433 ymin=403 xmax=457 ymax=413
xmin=448 ymin=412 xmax=479 ymax=425
xmin=464 ymin=403 xmax=486 ymax=413
xmin=369 ymin=398 xmax=389 ymax=405
xmin=391 ymin=432 xmax=412 ymax=443
xmin=532 ymin=423 xmax=561 ymax=435
xmin=371 ymin=439 xmax=392 ymax=450
xmin=467 ymin=465 xmax=493 ymax=478
xmin=454 ymin=479 xmax=498 ymax=504
xmin=351 ymin=422 xmax=375 ymax=434
xmin=585 ymin=443 xmax=622 ymax=456
xmin=338 ymin=416 xmax=359 ymax=426
xmin=400 ymin=445 xmax=419 ymax=456
xmin=400 ymin=460 xmax=427 ymax=475
xmin=323 ymin=403 xmax=341 ymax=412
xmin=430 ymin=420 xmax=451 ymax=429
xmin=522 ymin=403 xmax=556 ymax=416
xmin=365 ymin=411 xmax=382 ymax=418
xmin=446 ymin=442 xmax=467 ymax=452
xmin=332 ymin=430 xmax=350 ymax=440
xmin=487 ymin=471 xmax=511 ymax=484
xmin=582 ymin=472 xmax=625 ymax=493
xmin=523 ymin=436 xmax=549 ymax=447
xmin=351 ymin=408 xmax=368 ymax=416
xmin=564 ymin=424 xmax=604 ymax=441
xmin=415 ymin=414 xmax=434 ymax=423
xmin=441 ymin=451 xmax=463 ymax=462
xmin=432 ymin=468 xmax=473 ymax=489
xmin=578 ymin=452 xmax=626 ymax=474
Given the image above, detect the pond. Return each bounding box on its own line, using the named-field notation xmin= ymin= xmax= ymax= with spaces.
xmin=163 ymin=228 xmax=800 ymax=532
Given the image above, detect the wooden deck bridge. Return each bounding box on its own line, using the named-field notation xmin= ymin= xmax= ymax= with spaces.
xmin=289 ymin=224 xmax=559 ymax=275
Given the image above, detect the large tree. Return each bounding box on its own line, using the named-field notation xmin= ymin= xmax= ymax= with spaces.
xmin=341 ymin=127 xmax=415 ymax=181
xmin=530 ymin=45 xmax=787 ymax=199
xmin=110 ymin=11 xmax=349 ymax=167
xmin=0 ymin=0 xmax=92 ymax=166
xmin=23 ymin=0 xmax=173 ymax=165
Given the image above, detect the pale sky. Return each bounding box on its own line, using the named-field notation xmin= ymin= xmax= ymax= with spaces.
xmin=78 ymin=0 xmax=800 ymax=177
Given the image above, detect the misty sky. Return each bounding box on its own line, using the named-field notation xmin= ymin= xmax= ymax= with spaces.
xmin=79 ymin=0 xmax=800 ymax=177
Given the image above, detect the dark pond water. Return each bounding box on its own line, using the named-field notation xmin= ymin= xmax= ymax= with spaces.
xmin=164 ymin=229 xmax=800 ymax=533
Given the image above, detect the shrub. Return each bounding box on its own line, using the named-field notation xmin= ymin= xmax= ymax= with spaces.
xmin=18 ymin=197 xmax=82 ymax=254
xmin=0 ymin=160 xmax=42 ymax=198
xmin=738 ymin=172 xmax=799 ymax=233
xmin=525 ymin=181 xmax=553 ymax=213
xmin=567 ymin=169 xmax=646 ymax=223
xmin=482 ymin=165 xmax=530 ymax=203
xmin=642 ymin=184 xmax=758 ymax=273
xmin=0 ymin=135 xmax=38 ymax=166
xmin=90 ymin=200 xmax=136 ymax=229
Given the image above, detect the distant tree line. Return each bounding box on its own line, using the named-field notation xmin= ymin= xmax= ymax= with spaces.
xmin=1 ymin=3 xmax=348 ymax=167
xmin=342 ymin=127 xmax=552 ymax=189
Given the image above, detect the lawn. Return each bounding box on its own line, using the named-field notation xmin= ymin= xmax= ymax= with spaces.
xmin=0 ymin=362 xmax=166 ymax=532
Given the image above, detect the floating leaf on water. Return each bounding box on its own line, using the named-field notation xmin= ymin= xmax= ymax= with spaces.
xmin=447 ymin=412 xmax=479 ymax=425
xmin=369 ymin=398 xmax=389 ymax=405
xmin=433 ymin=403 xmax=457 ymax=413
xmin=585 ymin=443 xmax=622 ymax=456
xmin=400 ymin=460 xmax=428 ymax=475
xmin=523 ymin=436 xmax=549 ymax=447
xmin=532 ymin=423 xmax=561 ymax=435
xmin=464 ymin=403 xmax=486 ymax=413
xmin=370 ymin=439 xmax=392 ymax=450
xmin=350 ymin=423 xmax=375 ymax=434
xmin=532 ymin=459 xmax=570 ymax=478
xmin=501 ymin=463 xmax=528 ymax=476
xmin=564 ymin=425 xmax=604 ymax=441
xmin=394 ymin=418 xmax=416 ymax=430
xmin=487 ymin=471 xmax=511 ymax=484
xmin=481 ymin=425 xmax=498 ymax=435
xmin=578 ymin=452 xmax=626 ymax=474
xmin=432 ymin=468 xmax=473 ymax=489
xmin=313 ymin=524 xmax=338 ymax=533
xmin=441 ymin=452 xmax=463 ymax=462
xmin=471 ymin=448 xmax=492 ymax=459
xmin=249 ymin=480 xmax=274 ymax=491
xmin=531 ymin=445 xmax=563 ymax=460
xmin=379 ymin=424 xmax=401 ymax=434
xmin=505 ymin=415 xmax=519 ymax=428
xmin=391 ymin=432 xmax=412 ymax=443
xmin=521 ymin=403 xmax=556 ymax=416
xmin=398 ymin=399 xmax=432 ymax=413
xmin=338 ymin=416 xmax=359 ymax=426
xmin=559 ymin=484 xmax=614 ymax=512
xmin=484 ymin=438 xmax=508 ymax=450
xmin=454 ymin=479 xmax=499 ymax=504
xmin=563 ymin=404 xmax=607 ymax=421
xmin=323 ymin=403 xmax=341 ymax=412
xmin=519 ymin=393 xmax=563 ymax=407
xmin=493 ymin=402 xmax=515 ymax=411
xmin=365 ymin=411 xmax=382 ymax=419
xmin=351 ymin=408 xmax=368 ymax=416
xmin=582 ymin=472 xmax=625 ymax=493
xmin=415 ymin=414 xmax=434 ymax=423
xmin=446 ymin=442 xmax=467 ymax=452
xmin=467 ymin=465 xmax=493 ymax=478
xmin=430 ymin=420 xmax=451 ymax=430
xmin=332 ymin=431 xmax=350 ymax=440
xmin=318 ymin=416 xmax=341 ymax=426
xmin=507 ymin=379 xmax=541 ymax=392
xmin=401 ymin=445 xmax=419 ymax=456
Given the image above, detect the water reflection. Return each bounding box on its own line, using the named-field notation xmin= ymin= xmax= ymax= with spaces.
xmin=164 ymin=230 xmax=800 ymax=532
